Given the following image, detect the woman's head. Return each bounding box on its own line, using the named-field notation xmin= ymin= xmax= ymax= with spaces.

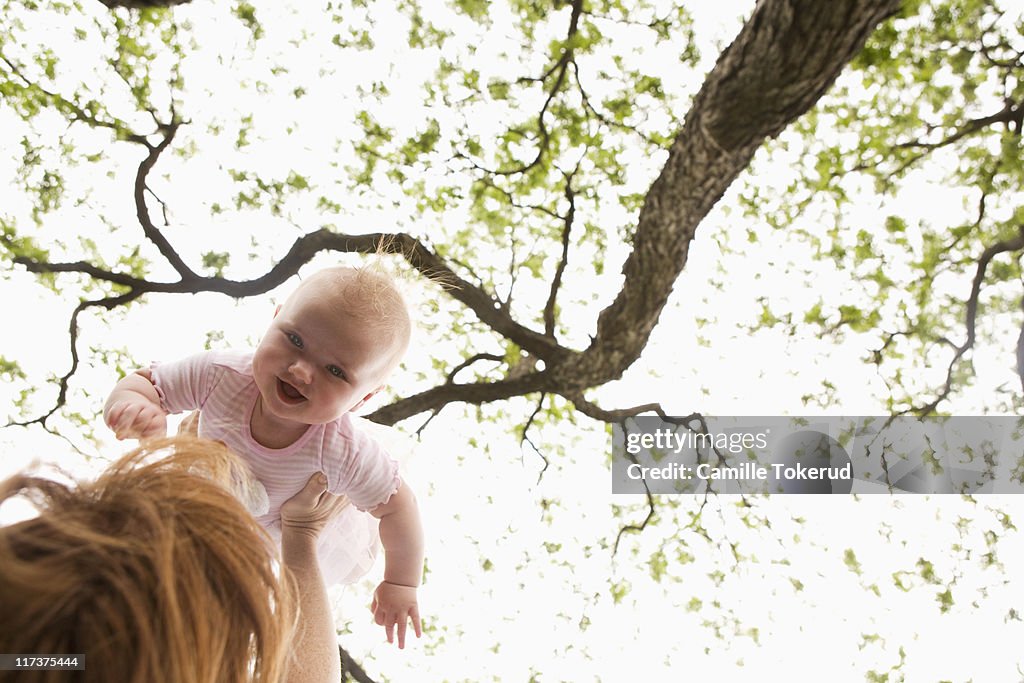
xmin=0 ymin=438 xmax=295 ymax=683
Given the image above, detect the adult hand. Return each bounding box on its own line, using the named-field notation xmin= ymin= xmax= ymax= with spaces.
xmin=280 ymin=473 xmax=349 ymax=540
xmin=176 ymin=411 xmax=200 ymax=436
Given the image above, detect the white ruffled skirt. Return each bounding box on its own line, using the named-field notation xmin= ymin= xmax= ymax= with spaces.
xmin=262 ymin=501 xmax=381 ymax=585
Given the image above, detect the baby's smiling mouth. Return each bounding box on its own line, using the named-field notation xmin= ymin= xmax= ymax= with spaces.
xmin=277 ymin=378 xmax=307 ymax=404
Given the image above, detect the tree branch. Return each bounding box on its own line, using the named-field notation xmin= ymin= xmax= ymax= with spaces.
xmin=474 ymin=175 xmax=562 ymax=221
xmin=339 ymin=644 xmax=378 ymax=683
xmin=851 ymin=96 xmax=1024 ymax=180
xmin=6 ymin=0 xmax=907 ymax=438
xmin=134 ymin=121 xmax=198 ymax=278
xmin=487 ymin=0 xmax=584 ymax=176
xmin=7 ymin=290 xmax=144 ymax=429
xmin=446 ymin=353 xmax=505 ymax=384
xmin=613 ymin=471 xmax=656 ymax=556
xmin=571 ymin=59 xmax=660 ymax=146
xmin=367 ymin=372 xmax=548 ymax=426
xmin=873 ymin=98 xmax=1024 ymax=178
xmin=543 ymin=170 xmax=576 ymax=338
xmin=520 ymin=394 xmax=549 ymax=483
xmin=560 ymin=0 xmax=902 ymax=392
xmin=13 ymin=230 xmax=570 ymax=363
xmin=913 ymin=225 xmax=1024 ymax=415
xmin=0 ymin=51 xmax=151 ymax=146
xmin=894 ymin=99 xmax=1023 ymax=153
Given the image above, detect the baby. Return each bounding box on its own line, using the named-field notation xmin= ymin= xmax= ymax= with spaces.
xmin=103 ymin=266 xmax=424 ymax=649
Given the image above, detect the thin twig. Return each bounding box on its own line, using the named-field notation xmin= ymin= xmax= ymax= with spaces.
xmin=912 ymin=225 xmax=1024 ymax=415
xmin=543 ymin=168 xmax=577 ymax=337
xmin=446 ymin=353 xmax=505 ymax=384
xmin=6 ymin=290 xmax=143 ymax=429
xmin=520 ymin=394 xmax=549 ymax=483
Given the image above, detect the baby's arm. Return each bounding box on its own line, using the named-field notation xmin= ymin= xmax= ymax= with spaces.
xmin=103 ymin=369 xmax=167 ymax=440
xmin=369 ymin=479 xmax=424 ymax=649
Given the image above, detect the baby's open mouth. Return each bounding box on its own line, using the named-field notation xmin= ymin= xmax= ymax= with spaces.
xmin=276 ymin=378 xmax=307 ymax=404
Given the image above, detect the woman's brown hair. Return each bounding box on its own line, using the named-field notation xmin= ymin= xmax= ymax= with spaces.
xmin=0 ymin=437 xmax=296 ymax=683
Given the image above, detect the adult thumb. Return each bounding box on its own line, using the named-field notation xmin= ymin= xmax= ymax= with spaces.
xmin=294 ymin=472 xmax=328 ymax=503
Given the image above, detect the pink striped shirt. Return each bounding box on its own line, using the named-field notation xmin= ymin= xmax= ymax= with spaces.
xmin=150 ymin=350 xmax=400 ymax=527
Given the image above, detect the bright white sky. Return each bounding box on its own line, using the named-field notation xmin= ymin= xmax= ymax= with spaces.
xmin=2 ymin=1 xmax=1024 ymax=681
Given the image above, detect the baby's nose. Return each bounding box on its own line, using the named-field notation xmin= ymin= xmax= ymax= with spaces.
xmin=290 ymin=360 xmax=313 ymax=383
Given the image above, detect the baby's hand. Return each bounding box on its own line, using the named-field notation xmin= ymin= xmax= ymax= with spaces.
xmin=370 ymin=581 xmax=421 ymax=649
xmin=105 ymin=399 xmax=167 ymax=440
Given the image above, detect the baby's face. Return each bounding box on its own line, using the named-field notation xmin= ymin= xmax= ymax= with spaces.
xmin=252 ymin=288 xmax=396 ymax=426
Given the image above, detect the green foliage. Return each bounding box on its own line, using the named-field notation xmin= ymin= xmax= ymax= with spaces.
xmin=228 ymin=169 xmax=313 ymax=216
xmin=0 ymin=356 xmax=27 ymax=381
xmin=844 ymin=548 xmax=863 ymax=575
xmin=201 ymin=251 xmax=230 ymax=276
xmin=233 ymin=1 xmax=263 ymax=41
xmin=1 ymin=220 xmax=50 ymax=262
xmin=609 ymin=579 xmax=630 ymax=604
xmin=738 ymin=0 xmax=1024 ymax=413
xmin=330 ymin=0 xmax=694 ymax=334
xmin=2 ymin=2 xmax=1023 ymax=677
xmin=108 ymin=9 xmax=178 ymax=112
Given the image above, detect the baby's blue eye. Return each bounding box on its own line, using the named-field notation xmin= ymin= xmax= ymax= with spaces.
xmin=327 ymin=365 xmax=345 ymax=379
xmin=287 ymin=333 xmax=303 ymax=348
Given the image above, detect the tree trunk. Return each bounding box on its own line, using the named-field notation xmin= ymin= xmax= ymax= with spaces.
xmin=561 ymin=0 xmax=903 ymax=389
